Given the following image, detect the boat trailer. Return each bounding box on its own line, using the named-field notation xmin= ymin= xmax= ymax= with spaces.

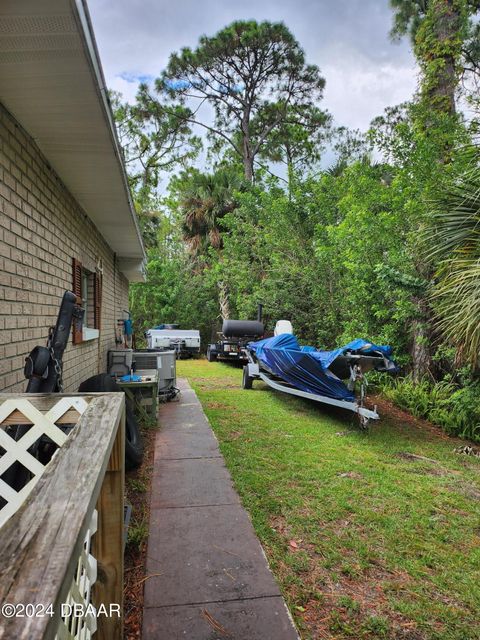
xmin=241 ymin=326 xmax=396 ymax=429
xmin=242 ymin=359 xmax=379 ymax=428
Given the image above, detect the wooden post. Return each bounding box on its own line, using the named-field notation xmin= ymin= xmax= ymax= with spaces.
xmin=92 ymin=401 xmax=125 ymax=639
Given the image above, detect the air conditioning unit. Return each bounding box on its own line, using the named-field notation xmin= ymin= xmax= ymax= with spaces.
xmin=107 ymin=349 xmax=133 ymax=377
xmin=133 ymin=350 xmax=176 ymax=396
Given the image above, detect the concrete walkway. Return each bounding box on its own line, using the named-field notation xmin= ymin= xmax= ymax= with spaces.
xmin=143 ymin=378 xmax=299 ymax=639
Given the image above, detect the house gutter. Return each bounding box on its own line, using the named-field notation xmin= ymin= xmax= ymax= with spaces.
xmin=72 ymin=0 xmax=146 ymax=271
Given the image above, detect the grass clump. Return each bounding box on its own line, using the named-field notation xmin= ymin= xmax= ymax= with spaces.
xmin=127 ymin=512 xmax=148 ymax=548
xmin=128 ymin=478 xmax=147 ymax=493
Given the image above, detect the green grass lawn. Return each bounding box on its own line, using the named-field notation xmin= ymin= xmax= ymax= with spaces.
xmin=177 ymin=359 xmax=480 ymax=640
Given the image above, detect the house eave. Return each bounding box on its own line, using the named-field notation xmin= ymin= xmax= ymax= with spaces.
xmin=117 ymin=258 xmax=147 ymax=283
xmin=0 ymin=0 xmax=146 ymax=277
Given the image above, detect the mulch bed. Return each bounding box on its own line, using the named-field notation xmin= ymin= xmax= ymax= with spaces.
xmin=123 ymin=421 xmax=158 ymax=639
xmin=370 ymin=394 xmax=468 ymax=443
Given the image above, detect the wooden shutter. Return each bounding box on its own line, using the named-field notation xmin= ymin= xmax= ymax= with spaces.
xmin=72 ymin=258 xmax=83 ymax=344
xmin=94 ymin=273 xmax=102 ymax=330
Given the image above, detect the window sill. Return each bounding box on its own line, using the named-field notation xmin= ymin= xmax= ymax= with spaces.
xmin=82 ymin=327 xmax=100 ymax=342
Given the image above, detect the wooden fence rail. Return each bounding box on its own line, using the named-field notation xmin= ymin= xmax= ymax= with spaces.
xmin=0 ymin=392 xmax=125 ymax=640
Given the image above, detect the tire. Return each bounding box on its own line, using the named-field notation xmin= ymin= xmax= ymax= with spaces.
xmin=242 ymin=365 xmax=253 ymax=389
xmin=124 ymin=401 xmax=144 ymax=470
xmin=207 ymin=347 xmax=217 ymax=362
xmin=78 ymin=374 xmax=144 ymax=470
xmin=2 ymin=425 xmax=35 ymax=491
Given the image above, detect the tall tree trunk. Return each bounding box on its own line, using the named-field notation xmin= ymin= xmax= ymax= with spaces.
xmin=416 ymin=0 xmax=462 ymax=116
xmin=410 ymin=0 xmax=463 ymax=379
xmin=241 ymin=109 xmax=254 ymax=182
xmin=410 ymin=296 xmax=432 ymax=382
xmin=428 ymin=0 xmax=460 ymax=115
xmin=218 ymin=280 xmax=231 ymax=320
xmin=286 ymin=143 xmax=294 ymax=201
xmin=243 ymin=152 xmax=254 ymax=182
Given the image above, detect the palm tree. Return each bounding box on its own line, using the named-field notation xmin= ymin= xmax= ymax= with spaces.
xmin=178 ymin=167 xmax=245 ymax=319
xmin=180 ymin=168 xmax=243 ymax=255
xmin=429 ymin=154 xmax=480 ymax=366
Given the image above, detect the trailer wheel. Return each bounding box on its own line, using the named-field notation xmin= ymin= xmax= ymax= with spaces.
xmin=207 ymin=347 xmax=217 ymax=362
xmin=78 ymin=374 xmax=144 ymax=470
xmin=242 ymin=365 xmax=254 ymax=389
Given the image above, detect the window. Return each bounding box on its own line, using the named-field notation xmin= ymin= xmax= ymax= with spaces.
xmin=72 ymin=258 xmax=102 ymax=344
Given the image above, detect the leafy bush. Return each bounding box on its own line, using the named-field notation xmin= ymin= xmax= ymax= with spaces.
xmin=383 ymin=376 xmax=480 ymax=442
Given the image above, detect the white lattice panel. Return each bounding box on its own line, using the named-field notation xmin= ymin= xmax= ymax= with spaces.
xmin=0 ymin=397 xmax=88 ymax=527
xmin=55 ymin=509 xmax=98 ymax=640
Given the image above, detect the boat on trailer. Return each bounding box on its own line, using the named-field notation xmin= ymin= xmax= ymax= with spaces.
xmin=242 ymin=323 xmax=397 ymax=428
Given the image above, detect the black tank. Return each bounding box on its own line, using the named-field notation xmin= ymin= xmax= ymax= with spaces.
xmin=222 ymin=319 xmax=264 ymax=338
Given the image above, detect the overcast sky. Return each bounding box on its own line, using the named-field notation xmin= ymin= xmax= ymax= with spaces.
xmin=88 ymin=0 xmax=418 ymax=132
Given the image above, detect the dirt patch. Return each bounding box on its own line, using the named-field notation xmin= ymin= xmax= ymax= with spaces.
xmin=455 ymin=456 xmax=480 ymax=471
xmin=195 ymin=377 xmax=240 ymax=390
xmin=287 ymin=554 xmax=423 ymax=640
xmin=393 ymin=632 xmax=425 ymax=640
xmin=337 ymin=471 xmax=364 ymax=480
xmin=123 ymin=422 xmax=157 ymax=639
xmin=269 ymin=514 xmax=293 ymax=539
xmin=394 ymin=452 xmax=451 ymax=477
xmin=371 ymin=396 xmax=454 ymax=442
xmin=268 ymin=515 xmax=426 ymax=640
xmin=395 ymin=452 xmax=439 ymax=464
xmin=450 ymin=482 xmax=480 ymax=501
xmin=301 ymin=564 xmax=423 ymax=639
xmin=403 ymin=466 xmax=448 ymax=477
xmin=227 ymin=430 xmax=243 ymax=440
xmin=205 ymin=401 xmax=231 ymax=410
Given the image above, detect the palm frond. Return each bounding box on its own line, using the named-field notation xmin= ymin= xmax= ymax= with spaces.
xmin=427 ymin=150 xmax=480 ymax=366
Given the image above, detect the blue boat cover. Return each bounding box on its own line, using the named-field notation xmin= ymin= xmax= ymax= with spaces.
xmin=248 ymin=334 xmax=394 ymax=402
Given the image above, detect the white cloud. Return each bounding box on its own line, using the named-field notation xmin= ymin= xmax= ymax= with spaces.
xmin=109 ymin=76 xmax=142 ymax=103
xmin=323 ymin=58 xmax=418 ymax=130
xmin=88 ymin=0 xmax=418 ymax=130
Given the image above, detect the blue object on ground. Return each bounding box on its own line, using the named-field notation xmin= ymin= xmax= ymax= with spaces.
xmin=248 ymin=334 xmax=395 ymax=402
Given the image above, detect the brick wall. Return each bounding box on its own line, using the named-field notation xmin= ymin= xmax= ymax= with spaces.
xmin=0 ymin=102 xmax=130 ymax=392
